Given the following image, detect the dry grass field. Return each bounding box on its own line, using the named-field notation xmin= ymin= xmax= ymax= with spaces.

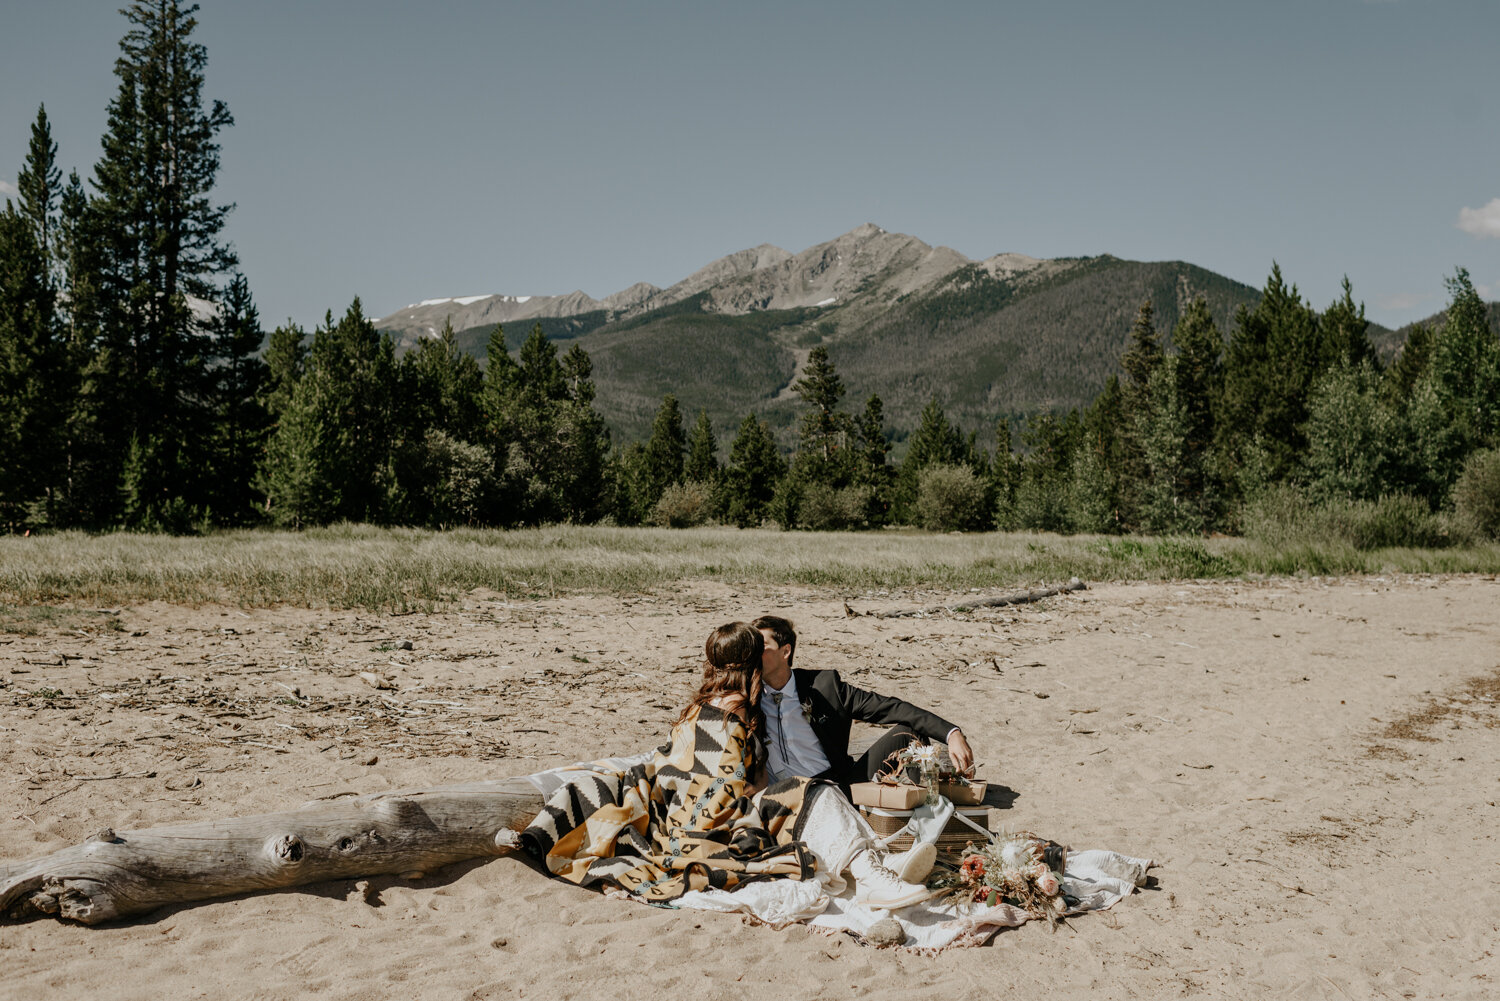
xmin=2 ymin=524 xmax=1498 ymax=609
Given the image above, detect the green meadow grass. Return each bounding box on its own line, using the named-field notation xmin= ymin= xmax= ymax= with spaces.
xmin=1 ymin=524 xmax=1497 ymax=610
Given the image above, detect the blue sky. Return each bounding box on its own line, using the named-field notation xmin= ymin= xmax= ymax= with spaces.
xmin=2 ymin=0 xmax=1496 ymax=331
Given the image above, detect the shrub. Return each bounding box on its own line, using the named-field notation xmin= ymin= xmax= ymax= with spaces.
xmin=651 ymin=480 xmax=714 ymax=528
xmin=1453 ymin=448 xmax=1500 ymax=540
xmin=402 ymin=430 xmax=497 ymax=528
xmin=915 ymin=465 xmax=988 ymax=532
xmin=1240 ymin=485 xmax=1452 ymax=550
xmin=797 ymin=484 xmax=873 ymax=531
xmin=1336 ymin=494 xmax=1446 ymax=550
xmin=1237 ymin=484 xmax=1313 ymax=549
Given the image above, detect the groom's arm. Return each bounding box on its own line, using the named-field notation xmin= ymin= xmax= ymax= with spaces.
xmin=827 ymin=672 xmax=974 ymax=773
xmin=832 ymin=673 xmax=961 ymax=744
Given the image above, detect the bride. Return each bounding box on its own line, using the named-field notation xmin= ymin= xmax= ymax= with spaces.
xmin=521 ymin=622 xmax=934 ymax=908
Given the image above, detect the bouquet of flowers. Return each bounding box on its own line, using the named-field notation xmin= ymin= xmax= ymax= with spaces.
xmin=932 ymin=831 xmax=1068 ymax=926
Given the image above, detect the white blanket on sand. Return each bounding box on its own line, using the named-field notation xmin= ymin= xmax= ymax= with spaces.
xmin=524 ymin=758 xmax=1154 ymax=950
xmin=672 ymin=847 xmax=1153 ymax=950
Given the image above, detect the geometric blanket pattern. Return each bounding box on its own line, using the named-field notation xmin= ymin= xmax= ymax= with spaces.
xmin=520 ymin=705 xmax=818 ymax=902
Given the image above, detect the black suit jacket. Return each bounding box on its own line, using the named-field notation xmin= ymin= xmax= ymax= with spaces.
xmin=792 ymin=668 xmax=958 ymax=784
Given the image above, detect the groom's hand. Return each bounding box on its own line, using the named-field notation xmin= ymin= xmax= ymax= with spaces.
xmin=947 ymin=730 xmax=975 ymax=776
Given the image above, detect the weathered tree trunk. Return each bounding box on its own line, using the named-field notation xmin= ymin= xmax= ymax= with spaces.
xmin=0 ymin=777 xmax=544 ymax=925
xmin=876 ymin=578 xmax=1087 ymax=618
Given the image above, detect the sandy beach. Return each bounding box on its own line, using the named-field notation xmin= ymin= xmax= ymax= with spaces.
xmin=3 ymin=574 xmax=1498 ymax=999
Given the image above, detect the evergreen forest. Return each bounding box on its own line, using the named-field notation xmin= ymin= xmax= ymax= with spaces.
xmin=3 ymin=2 xmax=1499 ymax=546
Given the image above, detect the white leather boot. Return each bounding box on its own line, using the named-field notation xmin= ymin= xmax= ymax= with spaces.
xmin=882 ymin=841 xmax=937 ymax=884
xmin=848 ymin=849 xmax=932 ymax=909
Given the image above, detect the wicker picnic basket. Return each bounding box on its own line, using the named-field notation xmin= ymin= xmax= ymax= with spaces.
xmin=860 ymin=804 xmax=993 ymax=860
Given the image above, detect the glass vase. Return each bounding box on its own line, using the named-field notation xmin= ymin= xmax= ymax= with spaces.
xmin=922 ymin=762 xmax=940 ymax=806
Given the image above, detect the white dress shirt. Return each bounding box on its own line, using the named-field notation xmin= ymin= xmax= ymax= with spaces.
xmin=759 ymin=673 xmax=831 ymax=782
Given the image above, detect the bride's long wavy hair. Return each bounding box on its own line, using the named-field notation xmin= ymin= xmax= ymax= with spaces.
xmin=677 ymin=621 xmax=765 ymax=740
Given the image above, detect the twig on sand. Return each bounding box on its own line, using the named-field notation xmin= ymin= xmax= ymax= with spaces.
xmin=874 ymin=578 xmax=1087 ymax=619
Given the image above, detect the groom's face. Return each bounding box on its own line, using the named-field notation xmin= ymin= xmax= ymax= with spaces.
xmin=759 ymin=628 xmax=792 ymax=672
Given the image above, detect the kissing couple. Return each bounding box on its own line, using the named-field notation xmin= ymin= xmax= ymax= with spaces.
xmin=521 ymin=616 xmax=976 ymax=910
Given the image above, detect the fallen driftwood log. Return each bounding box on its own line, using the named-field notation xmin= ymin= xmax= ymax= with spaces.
xmin=0 ymin=776 xmax=543 ymax=925
xmin=876 ymin=578 xmax=1087 ymax=618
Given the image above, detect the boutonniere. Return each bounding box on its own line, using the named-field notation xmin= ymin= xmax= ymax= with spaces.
xmin=800 ymin=699 xmax=822 ymax=725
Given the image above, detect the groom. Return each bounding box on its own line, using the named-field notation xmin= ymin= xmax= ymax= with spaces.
xmin=752 ymin=615 xmax=975 ymax=790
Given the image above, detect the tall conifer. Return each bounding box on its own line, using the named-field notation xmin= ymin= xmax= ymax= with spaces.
xmin=15 ymin=105 xmax=61 ymax=289
xmin=684 ymin=410 xmax=720 ymax=484
xmin=204 ymin=273 xmax=267 ymax=522
xmin=720 ymin=414 xmax=784 ymax=528
xmin=642 ymin=394 xmax=687 ymax=503
xmin=0 ymin=207 xmax=59 ymax=529
xmin=88 ymin=0 xmax=237 ymax=525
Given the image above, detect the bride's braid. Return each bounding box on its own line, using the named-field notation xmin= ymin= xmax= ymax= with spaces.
xmin=677 ymin=622 xmax=765 ymax=735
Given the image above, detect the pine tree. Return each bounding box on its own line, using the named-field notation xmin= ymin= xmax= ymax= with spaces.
xmin=15 ymin=105 xmax=61 ymax=289
xmin=54 ymin=170 xmax=98 ymax=349
xmin=401 ymin=318 xmax=483 ymax=442
xmin=517 ymin=324 xmax=566 ymax=407
xmin=794 ymin=346 xmax=853 ymax=460
xmin=1133 ymin=359 xmax=1203 ymax=533
xmin=485 ymin=325 xmax=610 ymax=524
xmin=684 ymin=409 xmax=720 ymax=484
xmin=1014 ymin=411 xmax=1080 ymax=532
xmin=990 ymin=419 xmax=1019 ymax=530
xmin=720 ymin=413 xmax=785 ymax=528
xmin=86 ymin=1 xmax=238 ymax=525
xmin=1427 ymin=268 xmax=1499 ymax=445
xmin=854 ymin=394 xmax=894 ymax=524
xmin=260 ymin=322 xmax=306 ymax=425
xmin=895 ymin=398 xmax=964 ymax=522
xmin=1 ymin=107 xmax=72 ymax=529
xmin=775 ymin=347 xmax=864 ymax=528
xmin=263 ymin=299 xmax=396 ymax=525
xmin=1113 ymin=300 xmax=1163 ymax=527
xmin=554 ymin=343 xmax=612 ymax=523
xmin=0 ymin=206 xmax=60 ymax=529
xmin=1303 ymin=360 xmax=1396 ymax=504
xmin=203 ymin=272 xmax=267 ymax=522
xmin=642 ymin=394 xmax=687 ymax=506
xmin=47 ymin=164 xmax=115 ymax=527
xmin=1383 ymin=322 xmax=1433 ymax=403
xmin=1403 ymin=268 xmax=1500 ymax=496
xmin=1171 ymin=298 xmax=1223 ymax=524
xmin=261 ymin=388 xmax=328 ymax=528
xmin=387 ymin=318 xmax=487 ymax=525
xmin=1218 ymin=264 xmax=1331 ymax=490
xmin=561 ymin=343 xmax=596 ymax=407
xmin=1072 ymin=376 xmax=1125 ymax=532
xmin=1120 ymin=299 xmax=1162 ymax=394
xmin=1321 ymin=276 xmax=1375 ymax=369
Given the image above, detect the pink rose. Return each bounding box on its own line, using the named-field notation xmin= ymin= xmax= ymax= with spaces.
xmin=1036 ymin=872 xmax=1060 ymax=896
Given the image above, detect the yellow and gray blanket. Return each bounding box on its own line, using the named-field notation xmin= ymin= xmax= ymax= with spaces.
xmin=520 ymin=705 xmax=817 ymax=901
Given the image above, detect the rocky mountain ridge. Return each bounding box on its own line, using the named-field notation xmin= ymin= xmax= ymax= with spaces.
xmin=374 ymin=224 xmax=1039 ymax=339
xmin=368 ymin=224 xmax=1408 ymax=446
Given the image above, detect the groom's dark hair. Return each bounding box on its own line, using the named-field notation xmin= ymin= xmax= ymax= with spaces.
xmin=751 ymin=615 xmax=796 ymax=666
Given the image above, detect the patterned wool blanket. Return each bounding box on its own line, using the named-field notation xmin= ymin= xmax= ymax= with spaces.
xmin=520 ymin=705 xmax=819 ymax=902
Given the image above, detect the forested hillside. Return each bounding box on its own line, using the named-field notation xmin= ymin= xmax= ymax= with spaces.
xmin=394 ymin=253 xmax=1405 ymax=447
